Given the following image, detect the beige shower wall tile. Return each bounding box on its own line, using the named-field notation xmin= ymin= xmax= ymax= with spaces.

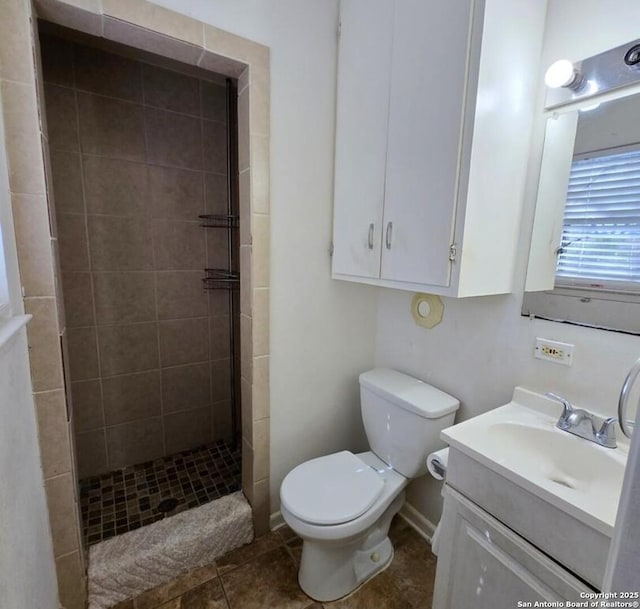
xmin=24 ymin=297 xmax=64 ymax=392
xmin=251 ymin=136 xmax=270 ymax=214
xmin=252 ymin=477 xmax=270 ymax=536
xmin=51 ymin=151 xmax=84 ymax=214
xmin=156 ymin=271 xmax=208 ymax=320
xmin=75 ymin=429 xmax=108 ymax=478
xmin=164 ymin=407 xmax=211 ymax=454
xmin=252 ymin=288 xmax=269 ymax=357
xmin=253 ymin=355 xmax=269 ymax=420
xmin=106 ymin=417 xmax=163 ymax=469
xmin=201 ymin=80 xmax=227 ymax=122
xmin=249 ymin=69 xmax=270 ymax=137
xmin=93 ymin=272 xmax=156 ymax=324
xmin=78 ymin=92 xmax=146 ymax=161
xmin=11 ymin=194 xmax=56 ymax=297
xmin=57 ymin=213 xmax=90 ymax=271
xmin=39 ymin=33 xmax=75 ymax=87
xmin=103 ymin=17 xmax=203 ymax=68
xmin=102 ymin=370 xmax=161 ymax=425
xmin=103 ymin=0 xmax=204 ymax=47
xmin=75 ymin=44 xmax=143 ymax=103
xmin=161 ymin=363 xmax=210 ymax=413
xmin=143 ymin=63 xmax=201 ymax=115
xmin=152 ymin=220 xmax=204 ymax=271
xmin=55 ymin=550 xmax=86 ymax=609
xmin=252 ymin=214 xmax=270 ymax=288
xmin=148 ymin=165 xmax=203 ymax=220
xmin=1 ymin=80 xmax=47 ymax=195
xmin=98 ymin=322 xmax=159 ymax=376
xmin=204 ymin=26 xmax=269 ymax=70
xmin=44 ymin=84 xmax=79 ymax=152
xmin=239 ymin=245 xmax=252 ymax=316
xmin=35 ymin=389 xmax=72 ymax=478
xmin=237 ymin=89 xmax=250 ymax=172
xmin=252 ymin=417 xmax=269 ymax=482
xmin=83 ymin=156 xmax=149 ymax=217
xmin=210 ymin=358 xmax=231 ymax=402
xmin=72 ymin=379 xmax=104 ymax=432
xmin=159 ymin=318 xmax=208 ymax=367
xmin=36 ymin=0 xmax=102 ymax=38
xmin=45 ymin=473 xmax=78 ymax=557
xmin=145 ymin=108 xmax=203 ymax=170
xmin=88 ymin=216 xmax=154 ymax=271
xmin=239 ymin=170 xmax=251 ymax=246
xmin=0 ymin=0 xmax=35 ymax=83
xmin=242 ymin=438 xmax=253 ymax=502
xmin=67 ymin=326 xmax=99 ymax=381
xmin=61 ymin=272 xmax=95 ymax=328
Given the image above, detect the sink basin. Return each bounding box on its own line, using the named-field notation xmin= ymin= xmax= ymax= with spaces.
xmin=442 ymin=388 xmax=628 ymax=536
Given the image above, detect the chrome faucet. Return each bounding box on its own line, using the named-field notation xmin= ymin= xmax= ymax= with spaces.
xmin=546 ymin=393 xmax=617 ymax=449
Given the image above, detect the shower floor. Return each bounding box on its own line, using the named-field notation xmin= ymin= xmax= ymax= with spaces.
xmin=79 ymin=440 xmax=242 ymax=547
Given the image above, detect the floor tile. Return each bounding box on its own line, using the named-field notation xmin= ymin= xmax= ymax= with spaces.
xmin=216 ymin=532 xmax=281 ymax=575
xmin=327 ymin=569 xmax=411 ymax=609
xmin=134 ymin=564 xmax=218 ymax=609
xmin=221 ymin=546 xmax=311 ymax=609
xmin=388 ymin=519 xmax=437 ymax=608
xmin=180 ymin=578 xmax=227 ymax=609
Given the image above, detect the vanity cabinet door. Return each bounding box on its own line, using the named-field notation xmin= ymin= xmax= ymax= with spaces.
xmin=331 ymin=0 xmax=394 ymax=279
xmin=433 ymin=486 xmax=592 ymax=609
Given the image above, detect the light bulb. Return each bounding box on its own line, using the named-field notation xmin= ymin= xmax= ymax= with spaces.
xmin=545 ymin=59 xmax=580 ymax=89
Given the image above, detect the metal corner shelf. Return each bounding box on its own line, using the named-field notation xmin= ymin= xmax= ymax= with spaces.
xmin=199 ymin=214 xmax=239 ymax=228
xmin=202 ymin=269 xmax=240 ymax=290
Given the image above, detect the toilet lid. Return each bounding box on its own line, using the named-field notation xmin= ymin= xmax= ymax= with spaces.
xmin=280 ymin=451 xmax=385 ymax=525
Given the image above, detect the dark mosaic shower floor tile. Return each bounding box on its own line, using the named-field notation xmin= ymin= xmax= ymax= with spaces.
xmin=80 ymin=439 xmax=242 ymax=547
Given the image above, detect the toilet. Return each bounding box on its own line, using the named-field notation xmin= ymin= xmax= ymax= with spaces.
xmin=280 ymin=368 xmax=459 ymax=602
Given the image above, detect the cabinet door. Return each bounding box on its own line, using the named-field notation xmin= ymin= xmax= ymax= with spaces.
xmin=433 ymin=487 xmax=593 ymax=609
xmin=381 ymin=0 xmax=473 ymax=286
xmin=331 ymin=0 xmax=394 ymax=279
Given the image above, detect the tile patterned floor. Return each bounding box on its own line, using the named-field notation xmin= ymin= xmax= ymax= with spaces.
xmin=112 ymin=515 xmax=437 ymax=609
xmin=80 ymin=440 xmax=242 ymax=546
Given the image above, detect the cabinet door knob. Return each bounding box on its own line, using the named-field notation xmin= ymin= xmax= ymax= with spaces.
xmin=368 ymin=223 xmax=375 ymax=250
xmin=385 ymin=222 xmax=393 ymax=250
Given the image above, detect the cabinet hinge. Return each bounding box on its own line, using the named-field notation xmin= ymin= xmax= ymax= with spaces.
xmin=329 ymin=242 xmax=334 ymax=257
xmin=337 ymin=21 xmax=342 ymax=38
xmin=449 ymin=243 xmax=457 ymax=263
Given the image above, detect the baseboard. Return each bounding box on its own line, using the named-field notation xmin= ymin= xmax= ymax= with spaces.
xmin=398 ymin=502 xmax=437 ymax=542
xmin=270 ymin=510 xmax=285 ymax=531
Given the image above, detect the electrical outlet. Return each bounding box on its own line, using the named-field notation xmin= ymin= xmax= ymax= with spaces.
xmin=534 ymin=338 xmax=574 ymax=366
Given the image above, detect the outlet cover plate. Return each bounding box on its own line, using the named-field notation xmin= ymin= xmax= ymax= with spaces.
xmin=534 ymin=338 xmax=574 ymax=366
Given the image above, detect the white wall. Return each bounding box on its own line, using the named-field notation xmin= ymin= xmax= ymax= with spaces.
xmin=154 ymin=0 xmax=378 ymax=511
xmin=376 ymin=0 xmax=640 ymax=525
xmin=0 ymin=91 xmax=58 ymax=609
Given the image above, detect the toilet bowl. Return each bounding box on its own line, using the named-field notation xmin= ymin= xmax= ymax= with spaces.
xmin=279 ymin=369 xmax=459 ymax=602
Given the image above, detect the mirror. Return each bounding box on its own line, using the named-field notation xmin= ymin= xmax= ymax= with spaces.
xmin=522 ymin=84 xmax=640 ymax=334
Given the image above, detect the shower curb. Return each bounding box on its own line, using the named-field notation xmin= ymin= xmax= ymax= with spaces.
xmin=87 ymin=491 xmax=253 ymax=609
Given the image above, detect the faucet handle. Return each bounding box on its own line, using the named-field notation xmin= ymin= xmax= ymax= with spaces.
xmin=596 ymin=417 xmax=618 ymax=448
xmin=545 ymin=392 xmax=573 ymax=420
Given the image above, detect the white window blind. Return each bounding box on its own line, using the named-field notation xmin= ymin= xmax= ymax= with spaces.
xmin=556 ymin=147 xmax=640 ymax=293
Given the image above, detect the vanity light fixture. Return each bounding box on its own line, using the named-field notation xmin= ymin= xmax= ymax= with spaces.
xmin=544 ymin=59 xmax=583 ymax=90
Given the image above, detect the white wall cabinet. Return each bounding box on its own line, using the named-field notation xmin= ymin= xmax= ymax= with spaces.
xmin=332 ymin=0 xmax=546 ymax=297
xmin=433 ymin=487 xmax=592 ymax=609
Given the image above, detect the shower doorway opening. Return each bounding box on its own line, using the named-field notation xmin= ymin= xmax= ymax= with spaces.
xmin=38 ymin=23 xmax=242 ymax=546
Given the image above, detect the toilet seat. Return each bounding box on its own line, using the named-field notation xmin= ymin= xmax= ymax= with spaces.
xmin=280 ymin=451 xmax=385 ymax=525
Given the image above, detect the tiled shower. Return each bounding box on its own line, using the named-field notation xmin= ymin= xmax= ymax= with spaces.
xmin=40 ymin=29 xmax=241 ymax=544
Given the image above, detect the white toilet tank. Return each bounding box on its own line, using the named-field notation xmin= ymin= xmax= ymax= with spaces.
xmin=359 ymin=369 xmax=459 ymax=479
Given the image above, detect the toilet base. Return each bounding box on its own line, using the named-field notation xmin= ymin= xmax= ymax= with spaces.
xmin=297 ymin=493 xmax=404 ymax=602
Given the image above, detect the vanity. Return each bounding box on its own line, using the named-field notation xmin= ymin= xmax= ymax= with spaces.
xmin=432 ymin=388 xmax=628 ymax=608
